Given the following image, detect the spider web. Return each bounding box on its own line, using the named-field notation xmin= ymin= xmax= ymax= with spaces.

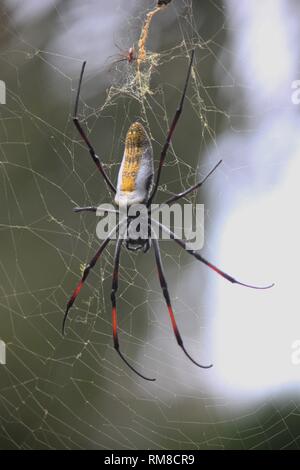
xmin=0 ymin=0 xmax=299 ymax=450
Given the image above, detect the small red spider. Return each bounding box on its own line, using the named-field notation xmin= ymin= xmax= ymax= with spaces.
xmin=110 ymin=44 xmax=136 ymax=67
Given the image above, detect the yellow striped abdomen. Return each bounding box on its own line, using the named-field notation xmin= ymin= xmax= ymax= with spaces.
xmin=115 ymin=122 xmax=154 ymax=207
xmin=121 ymin=123 xmax=145 ymax=192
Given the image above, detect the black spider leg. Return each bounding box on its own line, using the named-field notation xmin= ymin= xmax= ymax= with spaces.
xmin=73 ymin=206 xmax=98 ymax=213
xmin=162 ymin=160 xmax=222 ymax=206
xmin=111 ymin=237 xmax=156 ymax=381
xmin=73 ymin=61 xmax=116 ymax=194
xmin=147 ymin=160 xmax=222 ymax=219
xmin=148 ymin=49 xmax=195 ymax=206
xmin=152 ymin=220 xmax=274 ymax=290
xmin=73 ymin=206 xmax=119 ymax=214
xmin=152 ymin=237 xmax=212 ymax=369
xmin=62 ymin=223 xmax=122 ymax=335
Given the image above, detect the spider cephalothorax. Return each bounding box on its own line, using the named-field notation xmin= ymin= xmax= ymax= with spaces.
xmin=64 ymin=51 xmax=274 ymax=381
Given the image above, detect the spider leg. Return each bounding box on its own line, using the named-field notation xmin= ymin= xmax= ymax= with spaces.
xmin=62 ymin=222 xmax=121 ymax=335
xmin=152 ymin=237 xmax=212 ymax=369
xmin=73 ymin=206 xmax=98 ymax=213
xmin=111 ymin=58 xmax=128 ymax=64
xmin=148 ymin=50 xmax=195 ymax=206
xmin=161 ymin=160 xmax=222 ymax=206
xmin=152 ymin=220 xmax=274 ymax=290
xmin=111 ymin=238 xmax=156 ymax=381
xmin=114 ymin=41 xmax=124 ymax=53
xmin=73 ymin=206 xmax=119 ymax=214
xmin=73 ymin=61 xmax=116 ymax=194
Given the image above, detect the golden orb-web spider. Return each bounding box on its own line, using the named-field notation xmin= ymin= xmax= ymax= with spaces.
xmin=63 ymin=50 xmax=274 ymax=381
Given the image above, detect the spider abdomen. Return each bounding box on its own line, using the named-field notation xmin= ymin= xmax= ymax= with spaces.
xmin=115 ymin=122 xmax=154 ymax=207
